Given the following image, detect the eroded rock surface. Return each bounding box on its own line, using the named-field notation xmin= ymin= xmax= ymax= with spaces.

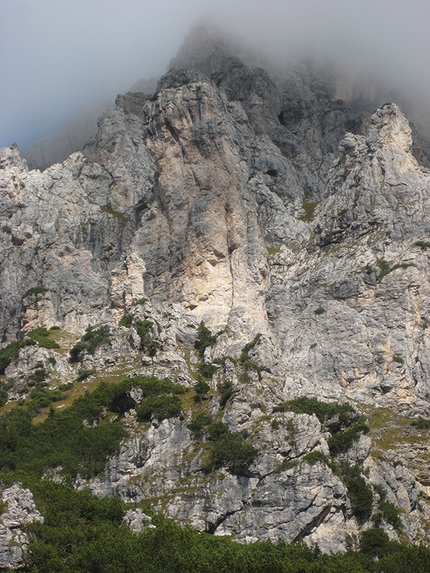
xmin=1 ymin=28 xmax=430 ymax=558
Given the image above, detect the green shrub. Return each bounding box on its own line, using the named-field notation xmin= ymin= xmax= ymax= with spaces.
xmin=132 ymin=298 xmax=148 ymax=306
xmin=415 ymin=240 xmax=430 ymax=250
xmin=59 ymin=382 xmax=73 ymax=391
xmin=0 ymin=340 xmax=28 ymax=374
xmin=194 ymin=378 xmax=210 ymax=402
xmin=76 ymin=368 xmax=96 ymax=381
xmin=0 ymin=387 xmax=8 ymax=408
xmin=22 ymin=286 xmax=48 ymax=299
xmin=303 ymin=451 xmax=330 ymax=466
xmin=411 ymin=416 xmax=430 ymax=429
xmin=376 ymin=258 xmax=415 ymax=281
xmin=119 ymin=313 xmax=133 ymax=328
xmin=359 ymin=528 xmax=390 ymax=557
xmin=392 ymin=353 xmax=404 ymax=364
xmin=28 ymin=328 xmax=60 ymax=350
xmin=197 ymin=362 xmax=217 ymax=379
xmin=136 ymin=395 xmax=182 ymax=422
xmin=194 ymin=321 xmax=217 ymax=357
xmin=327 ymin=421 xmax=369 ymax=456
xmin=238 ymin=334 xmax=262 ymax=380
xmin=379 ymin=500 xmax=403 ymax=530
xmin=134 ymin=319 xmax=162 ymax=356
xmin=218 ymin=380 xmax=233 ymax=407
xmin=31 ymin=368 xmax=48 ymax=383
xmin=187 ymin=412 xmax=212 ymax=437
xmin=204 ymin=422 xmax=258 ymax=474
xmin=0 ymin=383 xmax=126 ymax=479
xmin=314 ymin=307 xmax=326 ymax=315
xmin=69 ymin=325 xmax=109 ymax=362
xmin=273 ymin=397 xmax=360 ymax=434
xmin=340 ymin=462 xmax=373 ymax=519
xmin=29 ymin=387 xmax=65 ymax=413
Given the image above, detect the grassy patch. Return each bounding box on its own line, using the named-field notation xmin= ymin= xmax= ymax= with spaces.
xmin=99 ymin=206 xmax=128 ymax=229
xmin=299 ymin=201 xmax=319 ymax=223
xmin=376 ymin=258 xmax=416 ymax=281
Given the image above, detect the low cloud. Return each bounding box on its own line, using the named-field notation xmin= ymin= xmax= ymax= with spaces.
xmin=1 ymin=0 xmax=429 ymax=148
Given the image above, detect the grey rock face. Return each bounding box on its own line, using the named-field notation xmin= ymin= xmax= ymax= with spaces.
xmin=1 ymin=31 xmax=430 ymax=557
xmin=0 ymin=485 xmax=43 ymax=570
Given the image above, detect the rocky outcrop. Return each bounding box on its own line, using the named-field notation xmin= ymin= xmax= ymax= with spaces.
xmin=0 ymin=485 xmax=43 ymax=570
xmin=1 ymin=28 xmax=430 ymax=557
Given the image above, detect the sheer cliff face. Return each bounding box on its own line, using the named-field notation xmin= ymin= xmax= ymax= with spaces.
xmin=1 ymin=37 xmax=430 ymax=554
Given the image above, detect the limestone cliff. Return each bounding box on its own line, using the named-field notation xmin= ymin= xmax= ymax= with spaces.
xmin=1 ymin=30 xmax=430 ymax=562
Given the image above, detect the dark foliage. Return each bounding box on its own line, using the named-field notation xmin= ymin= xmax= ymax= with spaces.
xmin=218 ymin=380 xmax=234 ymax=407
xmin=327 ymin=421 xmax=370 ymax=456
xmin=0 ymin=340 xmax=30 ymax=374
xmin=411 ymin=416 xmax=430 ymax=429
xmin=119 ymin=313 xmax=133 ymax=328
xmin=135 ymin=319 xmax=162 ymax=356
xmin=28 ymin=328 xmax=60 ymax=350
xmin=203 ymin=422 xmax=258 ymax=474
xmin=22 ymin=286 xmax=48 ymax=299
xmin=69 ymin=325 xmax=110 ymax=362
xmin=239 ymin=334 xmax=262 ymax=379
xmin=198 ymin=362 xmax=217 ymax=379
xmin=187 ymin=412 xmax=212 ymax=437
xmin=194 ymin=322 xmax=217 ymax=358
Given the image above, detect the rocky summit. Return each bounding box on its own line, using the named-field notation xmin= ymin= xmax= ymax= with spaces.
xmin=1 ymin=27 xmax=430 ymax=568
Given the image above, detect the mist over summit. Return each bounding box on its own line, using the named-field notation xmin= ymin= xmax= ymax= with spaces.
xmin=1 ymin=0 xmax=429 ymax=152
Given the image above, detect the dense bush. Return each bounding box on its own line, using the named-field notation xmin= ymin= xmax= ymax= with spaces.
xmin=69 ymin=325 xmax=110 ymax=362
xmin=218 ymin=380 xmax=233 ymax=407
xmin=0 ymin=382 xmax=127 ymax=479
xmin=135 ymin=319 xmax=162 ymax=356
xmin=198 ymin=362 xmax=217 ymax=379
xmin=378 ymin=500 xmax=403 ymax=530
xmin=303 ymin=451 xmax=330 ymax=466
xmin=239 ymin=334 xmax=262 ymax=380
xmin=273 ymin=397 xmax=368 ymax=456
xmin=194 ymin=321 xmax=217 ymax=357
xmin=107 ymin=376 xmax=186 ymax=422
xmin=327 ymin=421 xmax=370 ymax=456
xmin=194 ymin=378 xmax=210 ymax=403
xmin=0 ymin=386 xmax=7 ymax=408
xmin=0 ymin=340 xmax=29 ymax=374
xmin=136 ymin=395 xmax=182 ymax=422
xmin=411 ymin=416 xmax=430 ymax=429
xmin=16 ymin=485 xmax=430 ymax=573
xmin=376 ymin=258 xmax=415 ymax=281
xmin=119 ymin=313 xmax=133 ymax=328
xmin=359 ymin=528 xmax=391 ymax=557
xmin=28 ymin=327 xmax=60 ymax=349
xmin=273 ymin=397 xmax=358 ymax=431
xmin=340 ymin=462 xmax=373 ymax=520
xmin=203 ymin=422 xmax=258 ymax=474
xmin=22 ymin=286 xmax=48 ymax=299
xmin=187 ymin=412 xmax=212 ymax=437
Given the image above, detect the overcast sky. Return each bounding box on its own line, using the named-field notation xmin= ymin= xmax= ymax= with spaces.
xmin=1 ymin=0 xmax=429 ymax=149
